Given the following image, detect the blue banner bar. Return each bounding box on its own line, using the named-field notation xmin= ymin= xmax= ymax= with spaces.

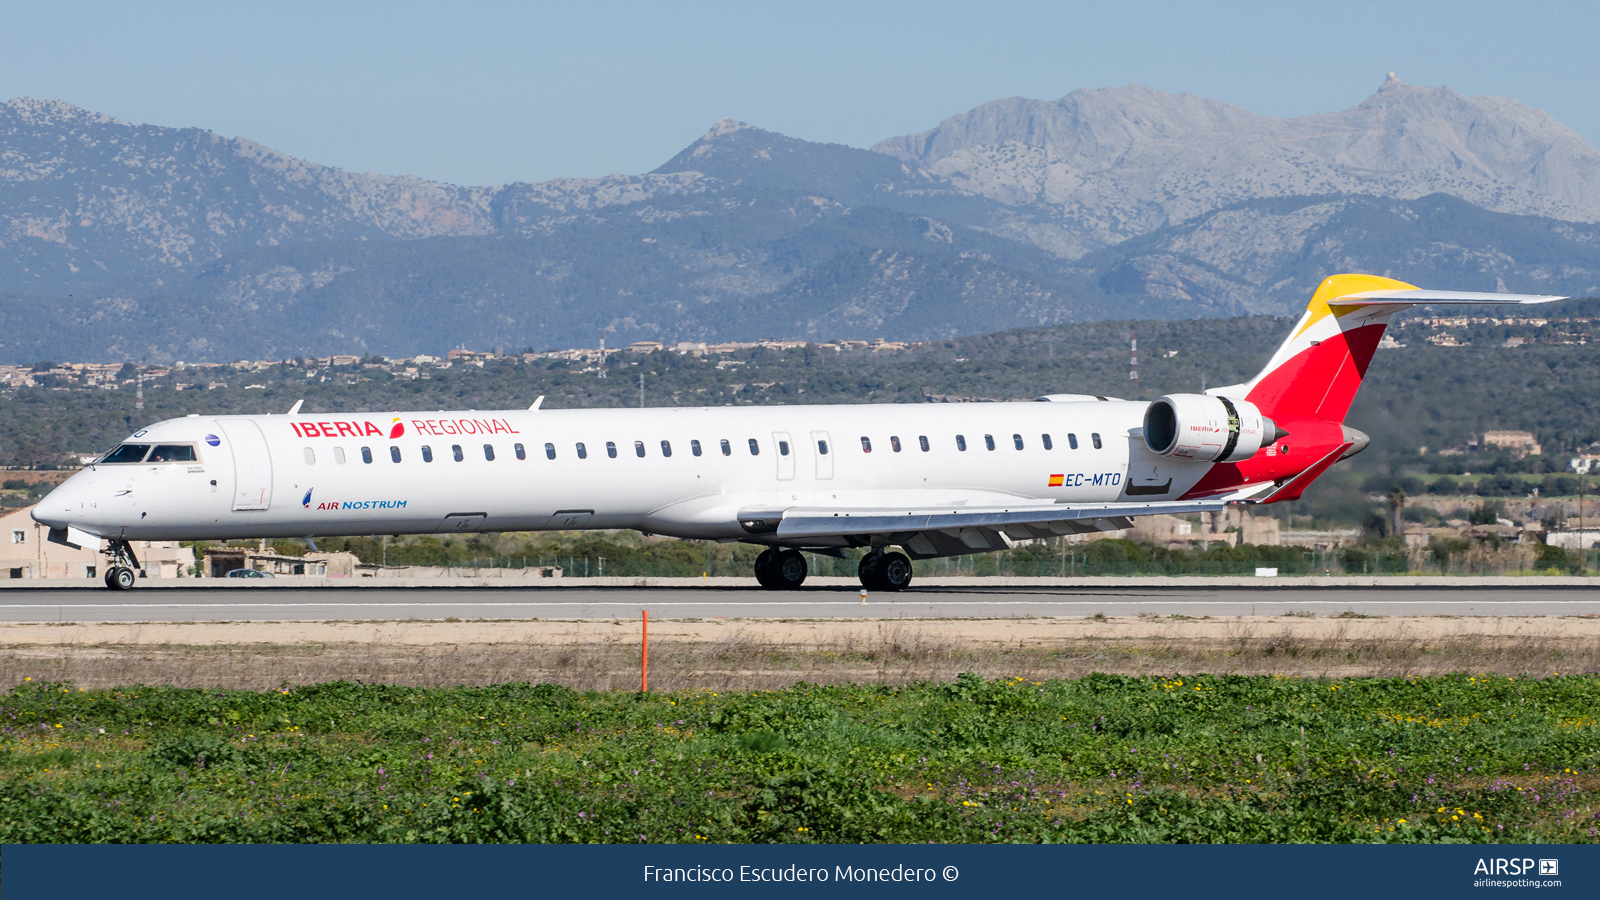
xmin=5 ymin=844 xmax=1594 ymax=899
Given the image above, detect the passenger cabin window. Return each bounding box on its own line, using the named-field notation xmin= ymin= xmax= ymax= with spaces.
xmin=984 ymin=434 xmax=996 ymax=451
xmin=860 ymin=436 xmax=872 ymax=453
xmin=361 ymin=447 xmax=373 ymax=464
xmin=1068 ymin=433 xmax=1079 ymax=450
xmin=303 ymin=447 xmax=316 ymax=465
xmin=544 ymin=443 xmax=556 ymax=460
xmin=101 ymin=444 xmax=150 ymax=463
xmin=890 ymin=436 xmax=902 ymax=452
xmin=691 ymin=440 xmax=702 ymax=457
xmin=484 ymin=444 xmax=495 ymax=461
xmin=334 ymin=446 xmax=347 ymax=464
xmin=778 ymin=440 xmax=789 ymax=456
xmin=390 ymin=446 xmax=402 ymax=463
xmin=748 ymin=438 xmax=760 ymax=456
xmin=606 ymin=441 xmax=618 ymax=458
xmin=956 ymin=435 xmax=967 ymax=451
xmin=634 ymin=440 xmax=646 ymax=458
xmin=514 ymin=443 xmax=526 ymax=460
xmin=1092 ymin=433 xmax=1103 ymax=449
xmin=421 ymin=445 xmax=433 ymax=463
xmin=919 ymin=435 xmax=929 ymax=452
xmin=575 ymin=443 xmax=586 ymax=459
xmin=1013 ymin=434 xmax=1024 ymax=450
xmin=149 ymin=445 xmax=197 ymax=462
xmin=453 ymin=444 xmax=465 ymax=462
xmin=661 ymin=440 xmax=672 ymax=457
xmin=817 ymin=439 xmax=829 ymax=455
xmin=1042 ymin=434 xmax=1053 ymax=450
xmin=720 ymin=439 xmax=732 ymax=456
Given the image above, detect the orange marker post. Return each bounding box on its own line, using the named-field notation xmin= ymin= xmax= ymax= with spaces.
xmin=641 ymin=609 xmax=649 ymax=692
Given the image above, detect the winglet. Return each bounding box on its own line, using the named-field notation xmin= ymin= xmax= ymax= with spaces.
xmin=529 ymin=396 xmax=545 ymax=410
xmin=287 ymin=399 xmax=303 ymax=415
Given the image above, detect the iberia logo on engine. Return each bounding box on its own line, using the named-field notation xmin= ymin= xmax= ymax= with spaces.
xmin=291 ymin=419 xmax=405 ymax=439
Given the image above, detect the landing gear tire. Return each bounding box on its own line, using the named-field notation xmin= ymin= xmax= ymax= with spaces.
xmin=754 ymin=549 xmax=779 ymax=588
xmin=879 ymin=551 xmax=913 ymax=591
xmin=772 ymin=549 xmax=807 ymax=589
xmin=105 ymin=566 xmax=136 ymax=591
xmin=858 ymin=550 xmax=912 ymax=592
xmin=754 ymin=548 xmax=807 ymax=590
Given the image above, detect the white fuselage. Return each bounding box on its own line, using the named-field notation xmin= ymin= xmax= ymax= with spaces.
xmin=34 ymin=400 xmax=1214 ymax=547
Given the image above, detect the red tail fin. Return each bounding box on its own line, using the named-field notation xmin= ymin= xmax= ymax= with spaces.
xmin=1212 ymin=274 xmax=1417 ymax=423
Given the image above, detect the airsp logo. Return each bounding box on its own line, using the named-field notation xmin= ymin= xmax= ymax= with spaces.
xmin=1474 ymin=858 xmax=1554 ymax=876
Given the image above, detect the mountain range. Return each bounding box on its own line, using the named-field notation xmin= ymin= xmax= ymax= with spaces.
xmin=3 ymin=75 xmax=1599 ymax=362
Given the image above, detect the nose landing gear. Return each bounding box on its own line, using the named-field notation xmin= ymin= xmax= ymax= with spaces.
xmin=103 ymin=566 xmax=137 ymax=591
xmin=101 ymin=540 xmax=142 ymax=591
xmin=857 ymin=550 xmax=913 ymax=592
xmin=753 ymin=548 xmax=808 ymax=589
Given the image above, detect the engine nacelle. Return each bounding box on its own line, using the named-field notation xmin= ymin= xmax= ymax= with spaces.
xmin=1142 ymin=394 xmax=1280 ymax=463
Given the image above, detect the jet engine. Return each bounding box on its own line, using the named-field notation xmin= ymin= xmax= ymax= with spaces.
xmin=1142 ymin=394 xmax=1281 ymax=463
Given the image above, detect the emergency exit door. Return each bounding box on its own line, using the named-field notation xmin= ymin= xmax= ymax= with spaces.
xmin=773 ymin=432 xmax=795 ymax=481
xmin=810 ymin=431 xmax=833 ymax=479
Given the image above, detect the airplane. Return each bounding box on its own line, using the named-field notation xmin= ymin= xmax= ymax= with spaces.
xmin=32 ymin=273 xmax=1563 ymax=592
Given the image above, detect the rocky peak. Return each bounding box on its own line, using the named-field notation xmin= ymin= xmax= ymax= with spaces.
xmin=1 ymin=97 xmax=126 ymax=128
xmin=869 ymin=77 xmax=1600 ymax=248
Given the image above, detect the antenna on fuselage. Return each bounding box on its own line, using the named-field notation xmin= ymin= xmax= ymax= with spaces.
xmin=529 ymin=396 xmax=545 ymax=410
xmin=286 ymin=399 xmax=304 ymax=415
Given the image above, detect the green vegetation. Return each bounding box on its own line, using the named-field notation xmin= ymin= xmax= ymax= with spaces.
xmin=1 ymin=674 xmax=1594 ymax=843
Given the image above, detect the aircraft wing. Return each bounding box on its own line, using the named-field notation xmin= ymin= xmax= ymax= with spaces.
xmin=763 ymin=484 xmax=1271 ymax=556
xmin=1329 ymin=289 xmax=1566 ymax=306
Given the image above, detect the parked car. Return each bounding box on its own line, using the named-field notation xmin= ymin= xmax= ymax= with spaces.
xmin=224 ymin=568 xmax=274 ymax=578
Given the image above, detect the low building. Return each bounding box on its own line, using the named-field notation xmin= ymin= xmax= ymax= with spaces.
xmin=1542 ymin=530 xmax=1600 ymax=550
xmin=1127 ymin=508 xmax=1281 ymax=548
xmin=1475 ymin=430 xmax=1542 ymax=457
xmin=201 ymin=547 xmax=360 ymax=578
xmin=0 ymin=506 xmax=194 ymax=579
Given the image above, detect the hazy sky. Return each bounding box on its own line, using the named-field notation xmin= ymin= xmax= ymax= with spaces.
xmin=3 ymin=1 xmax=1597 ymax=186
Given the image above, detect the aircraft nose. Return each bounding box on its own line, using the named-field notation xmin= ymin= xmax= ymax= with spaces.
xmin=31 ymin=475 xmax=88 ymax=530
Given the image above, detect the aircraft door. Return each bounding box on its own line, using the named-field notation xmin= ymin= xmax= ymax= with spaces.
xmin=810 ymin=431 xmax=833 ymax=479
xmin=773 ymin=432 xmax=795 ymax=481
xmin=217 ymin=419 xmax=273 ymax=510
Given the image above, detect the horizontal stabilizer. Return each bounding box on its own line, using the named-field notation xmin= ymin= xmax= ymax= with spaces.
xmin=1329 ymin=289 xmax=1565 ymax=306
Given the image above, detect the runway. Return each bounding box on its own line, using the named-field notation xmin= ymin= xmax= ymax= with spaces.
xmin=0 ymin=583 xmax=1596 ymax=622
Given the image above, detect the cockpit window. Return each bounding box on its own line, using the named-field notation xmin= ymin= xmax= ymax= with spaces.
xmin=100 ymin=444 xmax=151 ymax=464
xmin=148 ymin=445 xmax=198 ymax=463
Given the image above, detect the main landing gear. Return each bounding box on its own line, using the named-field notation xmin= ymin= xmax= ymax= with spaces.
xmin=857 ymin=549 xmax=913 ymax=592
xmin=751 ymin=547 xmax=915 ymax=592
xmin=754 ymin=548 xmax=808 ymax=589
xmin=102 ymin=540 xmax=141 ymax=592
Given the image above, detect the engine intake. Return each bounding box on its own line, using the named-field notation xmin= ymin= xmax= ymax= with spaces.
xmin=1143 ymin=394 xmax=1280 ymax=463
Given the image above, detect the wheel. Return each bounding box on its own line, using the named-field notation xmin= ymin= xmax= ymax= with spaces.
xmin=107 ymin=566 xmax=136 ymax=591
xmin=857 ymin=551 xmax=885 ymax=590
xmin=879 ymin=551 xmax=913 ymax=591
xmin=102 ymin=567 xmax=118 ymax=590
xmin=753 ymin=548 xmax=779 ymax=589
xmin=772 ymin=549 xmax=808 ymax=589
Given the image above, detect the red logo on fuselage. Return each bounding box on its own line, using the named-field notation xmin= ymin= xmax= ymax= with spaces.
xmin=290 ymin=421 xmax=385 ymax=438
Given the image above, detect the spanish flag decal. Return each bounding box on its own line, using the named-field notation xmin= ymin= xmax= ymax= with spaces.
xmin=1048 ymin=474 xmax=1064 ymax=487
